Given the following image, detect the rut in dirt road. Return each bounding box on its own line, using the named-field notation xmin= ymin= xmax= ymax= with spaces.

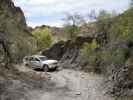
xmin=29 ymin=69 xmax=114 ymax=100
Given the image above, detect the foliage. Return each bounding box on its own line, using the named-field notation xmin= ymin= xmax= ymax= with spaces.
xmin=95 ymin=10 xmax=116 ymax=45
xmin=101 ymin=8 xmax=133 ymax=66
xmin=80 ymin=39 xmax=100 ymax=66
xmin=32 ymin=27 xmax=52 ymax=50
xmin=98 ymin=8 xmax=133 ymax=62
xmin=78 ymin=4 xmax=133 ymax=95
xmin=80 ymin=39 xmax=99 ymax=54
xmin=80 ymin=41 xmax=128 ymax=75
xmin=101 ymin=47 xmax=128 ymax=66
xmin=80 ymin=8 xmax=133 ymax=73
xmin=109 ymin=8 xmax=133 ymax=44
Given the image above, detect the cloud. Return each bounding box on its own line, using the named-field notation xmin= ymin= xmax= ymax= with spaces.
xmin=28 ymin=21 xmax=63 ymax=28
xmin=13 ymin=0 xmax=130 ymax=27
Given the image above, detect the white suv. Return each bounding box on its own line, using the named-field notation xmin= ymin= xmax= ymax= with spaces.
xmin=23 ymin=55 xmax=58 ymax=71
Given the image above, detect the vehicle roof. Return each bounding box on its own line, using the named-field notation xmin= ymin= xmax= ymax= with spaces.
xmin=24 ymin=55 xmax=47 ymax=58
xmin=33 ymin=55 xmax=47 ymax=58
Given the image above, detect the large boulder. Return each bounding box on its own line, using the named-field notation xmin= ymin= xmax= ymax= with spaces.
xmin=42 ymin=41 xmax=65 ymax=60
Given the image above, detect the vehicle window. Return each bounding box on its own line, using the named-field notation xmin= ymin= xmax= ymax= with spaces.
xmin=30 ymin=57 xmax=40 ymax=61
xmin=35 ymin=58 xmax=40 ymax=61
xmin=24 ymin=57 xmax=28 ymax=61
xmin=39 ymin=57 xmax=47 ymax=61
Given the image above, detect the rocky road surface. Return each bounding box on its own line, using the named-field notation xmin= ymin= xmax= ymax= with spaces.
xmin=16 ymin=65 xmax=114 ymax=100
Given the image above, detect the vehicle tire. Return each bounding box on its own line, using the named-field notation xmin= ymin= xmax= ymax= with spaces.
xmin=43 ymin=65 xmax=49 ymax=72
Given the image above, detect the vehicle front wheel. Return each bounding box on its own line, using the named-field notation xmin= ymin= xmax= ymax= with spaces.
xmin=43 ymin=65 xmax=49 ymax=72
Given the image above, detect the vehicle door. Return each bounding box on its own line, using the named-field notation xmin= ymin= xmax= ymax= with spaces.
xmin=30 ymin=57 xmax=41 ymax=68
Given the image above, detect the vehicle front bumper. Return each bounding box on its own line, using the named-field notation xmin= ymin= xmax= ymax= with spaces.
xmin=49 ymin=63 xmax=58 ymax=69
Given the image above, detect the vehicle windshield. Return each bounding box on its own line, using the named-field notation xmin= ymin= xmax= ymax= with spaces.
xmin=39 ymin=56 xmax=47 ymax=61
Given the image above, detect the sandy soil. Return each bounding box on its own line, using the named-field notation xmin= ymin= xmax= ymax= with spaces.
xmin=23 ymin=68 xmax=114 ymax=100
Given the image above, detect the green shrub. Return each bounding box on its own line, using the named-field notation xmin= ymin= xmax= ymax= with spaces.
xmin=109 ymin=8 xmax=133 ymax=43
xmin=80 ymin=39 xmax=100 ymax=66
xmin=101 ymin=47 xmax=128 ymax=66
xmin=80 ymin=39 xmax=128 ymax=70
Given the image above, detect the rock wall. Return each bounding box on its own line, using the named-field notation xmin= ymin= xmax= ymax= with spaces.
xmin=0 ymin=0 xmax=36 ymax=63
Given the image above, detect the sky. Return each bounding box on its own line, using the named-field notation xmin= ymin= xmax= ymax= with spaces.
xmin=13 ymin=0 xmax=130 ymax=27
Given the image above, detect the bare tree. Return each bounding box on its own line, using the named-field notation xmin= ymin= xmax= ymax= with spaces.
xmin=88 ymin=10 xmax=96 ymax=20
xmin=63 ymin=13 xmax=84 ymax=39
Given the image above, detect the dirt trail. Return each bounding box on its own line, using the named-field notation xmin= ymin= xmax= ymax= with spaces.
xmin=26 ymin=69 xmax=114 ymax=100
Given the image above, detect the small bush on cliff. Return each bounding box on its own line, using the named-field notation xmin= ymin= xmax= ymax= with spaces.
xmin=101 ymin=47 xmax=128 ymax=67
xmin=80 ymin=39 xmax=100 ymax=66
xmin=80 ymin=38 xmax=129 ymax=74
xmin=32 ymin=27 xmax=52 ymax=50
